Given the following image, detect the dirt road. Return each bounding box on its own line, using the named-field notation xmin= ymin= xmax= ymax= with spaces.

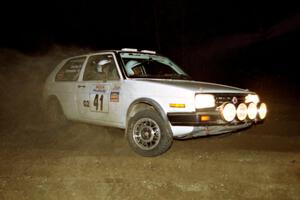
xmin=0 ymin=48 xmax=299 ymax=199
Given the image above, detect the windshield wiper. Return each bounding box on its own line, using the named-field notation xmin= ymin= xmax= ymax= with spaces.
xmin=128 ymin=74 xmax=192 ymax=80
xmin=163 ymin=74 xmax=192 ymax=80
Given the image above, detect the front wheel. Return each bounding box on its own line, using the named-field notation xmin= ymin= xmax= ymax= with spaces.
xmin=126 ymin=109 xmax=173 ymax=157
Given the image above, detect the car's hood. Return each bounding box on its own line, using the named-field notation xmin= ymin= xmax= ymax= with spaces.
xmin=135 ymin=79 xmax=251 ymax=94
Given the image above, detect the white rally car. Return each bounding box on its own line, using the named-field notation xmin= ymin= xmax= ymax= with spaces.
xmin=43 ymin=48 xmax=267 ymax=156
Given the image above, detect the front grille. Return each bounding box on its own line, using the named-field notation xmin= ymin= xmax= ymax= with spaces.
xmin=214 ymin=93 xmax=247 ymax=107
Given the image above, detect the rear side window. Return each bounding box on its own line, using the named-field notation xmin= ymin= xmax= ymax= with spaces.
xmin=55 ymin=57 xmax=86 ymax=81
xmin=83 ymin=54 xmax=119 ymax=81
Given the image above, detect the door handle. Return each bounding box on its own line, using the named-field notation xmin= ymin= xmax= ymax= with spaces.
xmin=77 ymin=85 xmax=86 ymax=88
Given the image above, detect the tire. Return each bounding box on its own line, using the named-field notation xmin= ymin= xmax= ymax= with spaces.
xmin=45 ymin=98 xmax=68 ymax=128
xmin=126 ymin=109 xmax=173 ymax=157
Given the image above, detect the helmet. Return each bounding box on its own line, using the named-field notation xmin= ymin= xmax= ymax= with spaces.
xmin=125 ymin=60 xmax=141 ymax=76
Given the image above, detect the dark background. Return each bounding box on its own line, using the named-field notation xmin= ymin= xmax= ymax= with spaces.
xmin=1 ymin=0 xmax=300 ymax=97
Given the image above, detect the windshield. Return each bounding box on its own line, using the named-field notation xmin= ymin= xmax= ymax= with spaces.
xmin=119 ymin=52 xmax=192 ymax=80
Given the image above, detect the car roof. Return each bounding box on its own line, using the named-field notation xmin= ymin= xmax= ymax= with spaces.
xmin=64 ymin=49 xmax=159 ymax=60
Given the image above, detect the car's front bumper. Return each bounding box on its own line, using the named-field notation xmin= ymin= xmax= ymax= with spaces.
xmin=171 ymin=123 xmax=253 ymax=139
xmin=167 ymin=109 xmax=253 ymax=126
xmin=167 ymin=110 xmax=261 ymax=138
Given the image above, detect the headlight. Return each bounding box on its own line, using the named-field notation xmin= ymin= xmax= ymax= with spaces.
xmin=195 ymin=94 xmax=215 ymax=109
xmin=236 ymin=103 xmax=247 ymax=121
xmin=221 ymin=103 xmax=236 ymax=122
xmin=247 ymin=103 xmax=258 ymax=120
xmin=258 ymin=103 xmax=267 ymax=120
xmin=245 ymin=94 xmax=260 ymax=104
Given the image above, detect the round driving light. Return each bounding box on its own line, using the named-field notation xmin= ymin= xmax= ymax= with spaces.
xmin=247 ymin=103 xmax=258 ymax=120
xmin=258 ymin=103 xmax=267 ymax=120
xmin=222 ymin=103 xmax=236 ymax=122
xmin=236 ymin=103 xmax=247 ymax=121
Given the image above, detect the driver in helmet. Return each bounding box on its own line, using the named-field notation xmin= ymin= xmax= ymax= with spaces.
xmin=125 ymin=60 xmax=144 ymax=76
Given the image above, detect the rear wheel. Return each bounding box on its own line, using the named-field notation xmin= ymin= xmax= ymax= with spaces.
xmin=45 ymin=98 xmax=68 ymax=128
xmin=126 ymin=109 xmax=173 ymax=157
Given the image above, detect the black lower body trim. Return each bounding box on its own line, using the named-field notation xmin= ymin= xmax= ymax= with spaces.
xmin=167 ymin=112 xmax=248 ymax=126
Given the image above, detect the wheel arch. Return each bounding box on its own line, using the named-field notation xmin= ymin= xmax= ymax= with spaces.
xmin=46 ymin=95 xmax=60 ymax=105
xmin=126 ymin=98 xmax=172 ymax=136
xmin=44 ymin=95 xmax=65 ymax=114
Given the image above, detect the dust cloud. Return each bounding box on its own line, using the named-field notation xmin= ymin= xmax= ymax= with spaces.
xmin=0 ymin=45 xmax=91 ymax=130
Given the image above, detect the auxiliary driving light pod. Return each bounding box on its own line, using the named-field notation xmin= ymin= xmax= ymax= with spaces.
xmin=258 ymin=102 xmax=267 ymax=120
xmin=236 ymin=103 xmax=248 ymax=121
xmin=221 ymin=103 xmax=237 ymax=122
xmin=247 ymin=102 xmax=258 ymax=120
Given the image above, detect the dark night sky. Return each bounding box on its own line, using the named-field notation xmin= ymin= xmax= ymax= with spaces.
xmin=1 ymin=1 xmax=300 ymax=92
xmin=1 ymin=1 xmax=299 ymax=50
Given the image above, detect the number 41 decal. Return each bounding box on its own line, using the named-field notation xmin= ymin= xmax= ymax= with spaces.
xmin=93 ymin=94 xmax=103 ymax=111
xmin=89 ymin=93 xmax=108 ymax=113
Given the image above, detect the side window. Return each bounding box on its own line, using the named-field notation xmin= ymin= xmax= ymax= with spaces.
xmin=83 ymin=54 xmax=119 ymax=81
xmin=55 ymin=57 xmax=86 ymax=81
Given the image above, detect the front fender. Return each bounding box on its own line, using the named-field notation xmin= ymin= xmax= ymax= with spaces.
xmin=126 ymin=98 xmax=173 ymax=136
